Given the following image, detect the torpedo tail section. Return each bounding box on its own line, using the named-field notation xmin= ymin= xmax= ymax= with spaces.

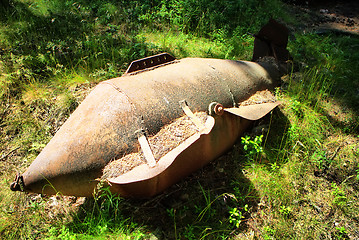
xmin=252 ymin=19 xmax=292 ymax=63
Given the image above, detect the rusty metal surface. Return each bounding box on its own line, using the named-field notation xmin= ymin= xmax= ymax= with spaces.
xmin=109 ymin=112 xmax=251 ymax=198
xmin=252 ymin=19 xmax=292 ymax=62
xmin=20 ymin=83 xmax=142 ymax=196
xmin=12 ymin=57 xmax=281 ymax=197
xmin=15 ymin=59 xmax=280 ymax=197
xmin=224 ymin=102 xmax=281 ymax=121
xmin=124 ymin=53 xmax=176 ymax=75
xmin=108 ymin=59 xmax=280 ymax=137
xmin=107 ymin=102 xmax=281 ymax=198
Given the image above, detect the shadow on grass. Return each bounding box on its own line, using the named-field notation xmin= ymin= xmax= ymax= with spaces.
xmin=246 ymin=107 xmax=292 ymax=167
xmin=64 ymin=108 xmax=292 ymax=239
xmin=326 ymin=33 xmax=359 ymax=135
xmin=0 ymin=0 xmax=158 ymax=81
xmin=292 ymin=32 xmax=359 ymax=135
xmin=68 ymin=154 xmax=259 ymax=239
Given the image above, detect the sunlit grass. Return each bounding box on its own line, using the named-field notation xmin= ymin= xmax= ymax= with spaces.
xmin=138 ymin=30 xmax=226 ymax=59
xmin=0 ymin=0 xmax=358 ymax=239
xmin=138 ymin=29 xmax=255 ymax=61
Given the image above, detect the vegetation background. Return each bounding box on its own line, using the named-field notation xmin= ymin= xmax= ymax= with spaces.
xmin=0 ymin=0 xmax=358 ymax=239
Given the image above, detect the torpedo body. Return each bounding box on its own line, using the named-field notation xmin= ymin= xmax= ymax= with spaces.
xmin=10 ymin=20 xmax=291 ymax=198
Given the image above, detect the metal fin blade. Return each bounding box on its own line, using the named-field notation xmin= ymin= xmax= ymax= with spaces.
xmin=224 ymin=101 xmax=281 ymax=120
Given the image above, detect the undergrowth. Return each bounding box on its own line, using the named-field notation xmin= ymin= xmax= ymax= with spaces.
xmin=1 ymin=0 xmax=358 ymax=239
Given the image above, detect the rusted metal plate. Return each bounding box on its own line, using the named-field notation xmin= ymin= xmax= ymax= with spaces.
xmin=224 ymin=102 xmax=281 ymax=121
xmin=252 ymin=19 xmax=292 ymax=62
xmin=107 ymin=100 xmax=280 ymax=198
xmin=124 ymin=53 xmax=176 ymax=75
xmin=109 ymin=116 xmax=215 ymax=185
xmin=109 ymin=112 xmax=251 ymax=198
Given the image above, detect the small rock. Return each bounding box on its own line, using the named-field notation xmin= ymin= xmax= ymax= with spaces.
xmin=180 ymin=193 xmax=189 ymax=201
xmin=148 ymin=233 xmax=159 ymax=240
xmin=319 ymin=9 xmax=328 ymax=14
xmin=252 ymin=124 xmax=269 ymax=135
xmin=49 ymin=196 xmax=58 ymax=207
xmin=30 ymin=194 xmax=41 ymax=202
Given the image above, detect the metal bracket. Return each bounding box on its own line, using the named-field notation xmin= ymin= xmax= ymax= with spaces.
xmin=125 ymin=53 xmax=176 ymax=75
xmin=224 ymin=101 xmax=281 ymax=120
xmin=179 ymin=100 xmax=205 ymax=130
xmin=135 ymin=129 xmax=156 ymax=168
xmin=10 ymin=174 xmax=24 ymax=192
xmin=208 ymin=102 xmax=224 ymax=116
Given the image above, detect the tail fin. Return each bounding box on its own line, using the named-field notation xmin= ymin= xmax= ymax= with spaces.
xmin=252 ymin=19 xmax=292 ymax=62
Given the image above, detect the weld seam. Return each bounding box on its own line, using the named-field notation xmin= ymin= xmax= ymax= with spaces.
xmin=100 ymin=82 xmax=144 ymax=130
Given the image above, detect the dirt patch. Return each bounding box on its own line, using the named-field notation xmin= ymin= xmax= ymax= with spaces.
xmin=314 ymin=134 xmax=359 ymax=189
xmin=239 ymin=89 xmax=276 ymax=106
xmin=288 ymin=0 xmax=359 ymax=35
xmin=315 ymin=1 xmax=359 ymax=35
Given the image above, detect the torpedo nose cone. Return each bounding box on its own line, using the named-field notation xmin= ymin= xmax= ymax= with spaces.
xmin=12 ymin=83 xmax=139 ymax=196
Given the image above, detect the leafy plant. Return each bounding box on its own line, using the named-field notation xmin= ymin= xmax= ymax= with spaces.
xmin=331 ymin=183 xmax=347 ymax=207
xmin=311 ymin=150 xmax=328 ymax=169
xmin=140 ymin=0 xmax=285 ymax=37
xmin=279 ymin=205 xmax=292 ymax=218
xmin=335 ymin=226 xmax=349 ymax=240
xmin=241 ymin=134 xmax=264 ymax=160
xmin=166 ymin=208 xmax=175 ymax=218
xmin=228 ymin=207 xmax=244 ymax=228
xmin=287 ymin=124 xmax=300 ymax=143
xmin=270 ymin=162 xmax=280 ymax=172
xmin=289 ymin=99 xmax=303 ymax=117
xmin=183 ymin=224 xmax=196 ymax=240
xmin=263 ymin=226 xmax=276 ymax=240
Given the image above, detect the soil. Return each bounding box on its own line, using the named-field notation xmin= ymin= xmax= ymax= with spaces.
xmin=239 ymin=89 xmax=276 ymax=106
xmin=288 ymin=0 xmax=359 ymax=35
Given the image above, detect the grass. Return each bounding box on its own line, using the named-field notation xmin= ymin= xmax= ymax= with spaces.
xmin=1 ymin=0 xmax=359 ymax=239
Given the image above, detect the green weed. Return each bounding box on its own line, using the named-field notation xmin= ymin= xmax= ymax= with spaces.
xmin=270 ymin=162 xmax=280 ymax=172
xmin=140 ymin=0 xmax=285 ymax=37
xmin=183 ymin=224 xmax=196 ymax=240
xmin=45 ymin=186 xmax=147 ymax=239
xmin=279 ymin=205 xmax=292 ymax=218
xmin=1 ymin=0 xmax=359 ymax=239
xmin=228 ymin=204 xmax=248 ymax=228
xmin=241 ymin=134 xmax=264 ymax=160
xmin=263 ymin=226 xmax=276 ymax=240
xmin=195 ymin=183 xmax=218 ymax=222
xmin=289 ymin=99 xmax=303 ymax=117
xmin=311 ymin=149 xmax=328 ymax=169
xmin=331 ymin=182 xmax=347 ymax=207
xmin=334 ymin=226 xmax=349 ymax=240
